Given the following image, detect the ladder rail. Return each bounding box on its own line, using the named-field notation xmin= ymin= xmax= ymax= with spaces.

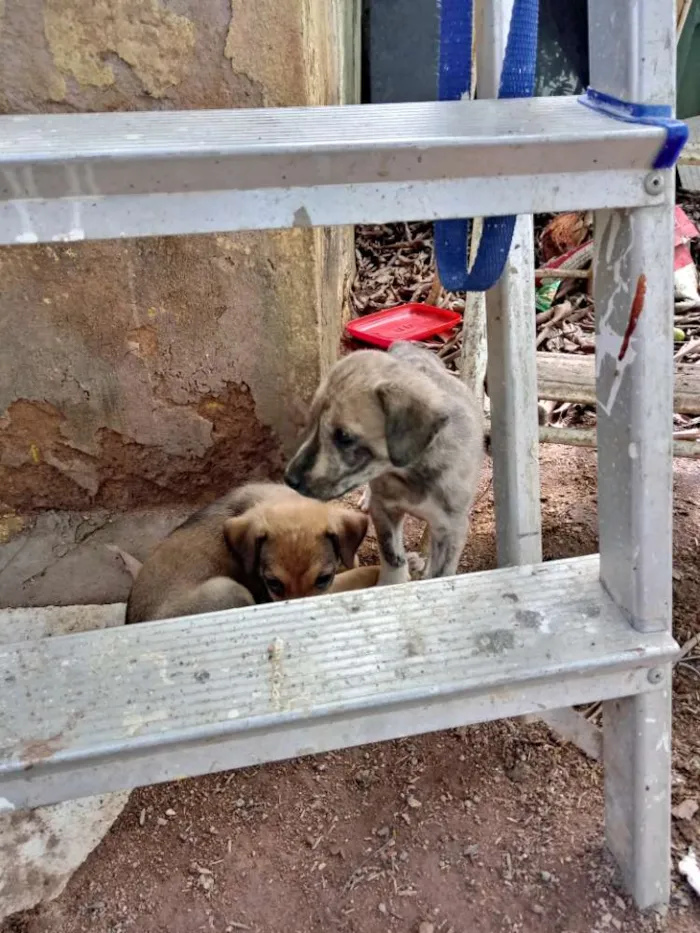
xmin=479 ymin=0 xmax=542 ymax=569
xmin=589 ymin=0 xmax=677 ymax=909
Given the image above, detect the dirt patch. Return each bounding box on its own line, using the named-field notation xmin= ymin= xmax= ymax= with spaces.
xmin=0 ymin=383 xmax=283 ymax=513
xmin=4 ymin=447 xmax=699 ymax=933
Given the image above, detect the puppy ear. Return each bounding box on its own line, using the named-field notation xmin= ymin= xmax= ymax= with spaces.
xmin=376 ymin=382 xmax=448 ymax=467
xmin=223 ymin=515 xmax=266 ymax=575
xmin=328 ymin=509 xmax=369 ymax=569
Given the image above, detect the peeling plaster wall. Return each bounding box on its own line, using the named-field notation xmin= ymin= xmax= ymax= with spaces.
xmin=0 ymin=0 xmax=356 ymax=517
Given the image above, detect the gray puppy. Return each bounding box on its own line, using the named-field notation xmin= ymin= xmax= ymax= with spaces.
xmin=285 ymin=341 xmax=485 ymax=584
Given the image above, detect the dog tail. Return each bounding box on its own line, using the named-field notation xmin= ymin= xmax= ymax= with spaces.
xmin=105 ymin=544 xmax=142 ymax=580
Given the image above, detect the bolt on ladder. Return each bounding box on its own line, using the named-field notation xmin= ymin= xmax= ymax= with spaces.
xmin=0 ymin=0 xmax=686 ymax=910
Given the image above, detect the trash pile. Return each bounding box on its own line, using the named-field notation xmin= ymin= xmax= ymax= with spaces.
xmin=348 ymin=195 xmax=700 ymax=440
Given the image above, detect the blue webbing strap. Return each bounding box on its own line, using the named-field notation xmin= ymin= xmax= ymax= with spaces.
xmin=578 ymin=88 xmax=689 ymax=171
xmin=435 ymin=0 xmax=540 ymax=292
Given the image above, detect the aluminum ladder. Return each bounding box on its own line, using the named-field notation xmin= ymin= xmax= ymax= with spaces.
xmin=0 ymin=0 xmax=684 ymax=910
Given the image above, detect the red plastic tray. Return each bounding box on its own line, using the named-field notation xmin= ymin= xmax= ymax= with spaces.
xmin=345 ymin=303 xmax=461 ymax=349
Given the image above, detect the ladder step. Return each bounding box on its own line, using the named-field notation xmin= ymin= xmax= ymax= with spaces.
xmin=0 ymin=97 xmax=666 ymax=244
xmin=537 ymin=352 xmax=700 ymax=413
xmin=0 ymin=555 xmax=677 ymax=811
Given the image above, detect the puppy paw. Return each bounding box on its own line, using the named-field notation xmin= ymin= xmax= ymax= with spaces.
xmin=406 ymin=551 xmax=426 ymax=579
xmin=377 ymin=565 xmax=410 ymax=586
xmin=358 ymin=486 xmax=371 ymax=512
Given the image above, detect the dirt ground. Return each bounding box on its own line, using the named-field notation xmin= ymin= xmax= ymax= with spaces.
xmin=4 ymin=447 xmax=700 ymax=933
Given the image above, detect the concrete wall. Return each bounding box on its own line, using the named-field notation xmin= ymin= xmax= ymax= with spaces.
xmin=0 ymin=0 xmax=357 ymax=521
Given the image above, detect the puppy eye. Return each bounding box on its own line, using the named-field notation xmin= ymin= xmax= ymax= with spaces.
xmin=264 ymin=577 xmax=285 ymax=598
xmin=315 ymin=573 xmax=334 ymax=590
xmin=333 ymin=428 xmax=355 ymax=449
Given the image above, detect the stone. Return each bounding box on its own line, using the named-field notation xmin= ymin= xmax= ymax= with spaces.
xmin=0 ymin=604 xmax=129 ymax=921
xmin=0 ymin=794 xmax=129 ymax=918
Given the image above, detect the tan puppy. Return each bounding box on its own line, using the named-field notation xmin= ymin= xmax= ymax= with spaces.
xmin=285 ymin=341 xmax=485 ymax=584
xmin=124 ymin=483 xmax=379 ymax=624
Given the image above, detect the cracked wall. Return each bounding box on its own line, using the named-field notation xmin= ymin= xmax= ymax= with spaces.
xmin=0 ymin=0 xmax=357 ymax=515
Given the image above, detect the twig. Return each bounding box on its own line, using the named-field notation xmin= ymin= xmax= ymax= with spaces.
xmin=677 ymin=660 xmax=700 ymax=680
xmin=674 ymin=337 xmax=700 ymax=362
xmin=678 ymin=633 xmax=700 ymax=662
xmin=341 ymin=838 xmax=395 ymax=896
xmin=535 ymin=306 xmax=559 ymax=327
xmin=426 ymin=273 xmax=442 ymax=307
xmin=538 ymin=425 xmax=700 ymax=459
xmin=536 ymin=268 xmax=591 ymax=280
xmin=441 ymin=347 xmax=462 ymax=365
xmin=437 ymin=331 xmax=462 ymax=358
xmin=536 ymin=302 xmax=577 ymax=348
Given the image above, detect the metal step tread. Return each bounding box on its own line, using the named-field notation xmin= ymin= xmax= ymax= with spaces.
xmin=0 ymin=97 xmax=663 ymax=163
xmin=0 ymin=97 xmax=666 ymax=244
xmin=0 ymin=555 xmax=677 ymax=811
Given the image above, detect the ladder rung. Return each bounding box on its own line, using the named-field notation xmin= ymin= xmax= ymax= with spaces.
xmin=0 ymin=555 xmax=677 ymax=811
xmin=0 ymin=98 xmax=666 ymax=245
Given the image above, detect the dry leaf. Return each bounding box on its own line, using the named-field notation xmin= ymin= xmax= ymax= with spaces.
xmin=540 ymin=213 xmax=591 ymax=262
xmin=673 ymin=799 xmax=699 ymax=821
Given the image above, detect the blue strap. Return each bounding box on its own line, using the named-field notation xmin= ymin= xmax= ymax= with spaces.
xmin=579 ymin=88 xmax=689 ymax=170
xmin=435 ymin=0 xmax=540 ymax=292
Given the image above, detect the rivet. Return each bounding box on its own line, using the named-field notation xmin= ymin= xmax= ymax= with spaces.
xmin=644 ymin=172 xmax=664 ymax=195
xmin=647 ymin=667 xmax=663 ymax=685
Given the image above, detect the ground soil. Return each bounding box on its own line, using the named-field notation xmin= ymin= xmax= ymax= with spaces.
xmin=4 ymin=447 xmax=700 ymax=933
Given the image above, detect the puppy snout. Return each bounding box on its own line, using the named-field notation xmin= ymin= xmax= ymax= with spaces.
xmin=283 ymin=464 xmax=303 ymax=492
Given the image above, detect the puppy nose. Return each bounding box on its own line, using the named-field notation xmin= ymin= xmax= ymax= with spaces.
xmin=284 ymin=467 xmax=301 ymax=490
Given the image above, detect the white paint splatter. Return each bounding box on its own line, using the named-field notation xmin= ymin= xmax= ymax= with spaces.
xmin=51 ymin=229 xmax=85 ymax=242
xmin=594 ymin=213 xmax=639 ymax=415
xmin=84 ymin=164 xmax=100 ymax=197
xmin=628 ymin=442 xmax=638 ymax=460
xmin=123 ymin=708 xmax=169 ymax=736
xmin=3 ymin=168 xmax=38 ymax=244
xmin=268 ymin=636 xmax=285 ymax=711
xmin=604 ymin=211 xmax=622 ymax=265
xmin=65 ymin=165 xmax=85 ymax=240
xmin=140 ymin=652 xmax=174 ymax=685
xmin=678 ymin=849 xmax=700 ymax=896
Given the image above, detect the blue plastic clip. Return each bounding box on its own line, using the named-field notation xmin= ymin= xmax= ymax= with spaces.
xmin=579 ymin=88 xmax=689 ymax=171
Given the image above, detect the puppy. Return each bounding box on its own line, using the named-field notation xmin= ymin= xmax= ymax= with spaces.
xmin=284 ymin=341 xmax=485 ymax=584
xmin=125 ymin=483 xmax=379 ymax=624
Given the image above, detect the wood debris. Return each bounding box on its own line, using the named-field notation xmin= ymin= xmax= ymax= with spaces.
xmin=348 ymin=197 xmax=700 ymax=440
